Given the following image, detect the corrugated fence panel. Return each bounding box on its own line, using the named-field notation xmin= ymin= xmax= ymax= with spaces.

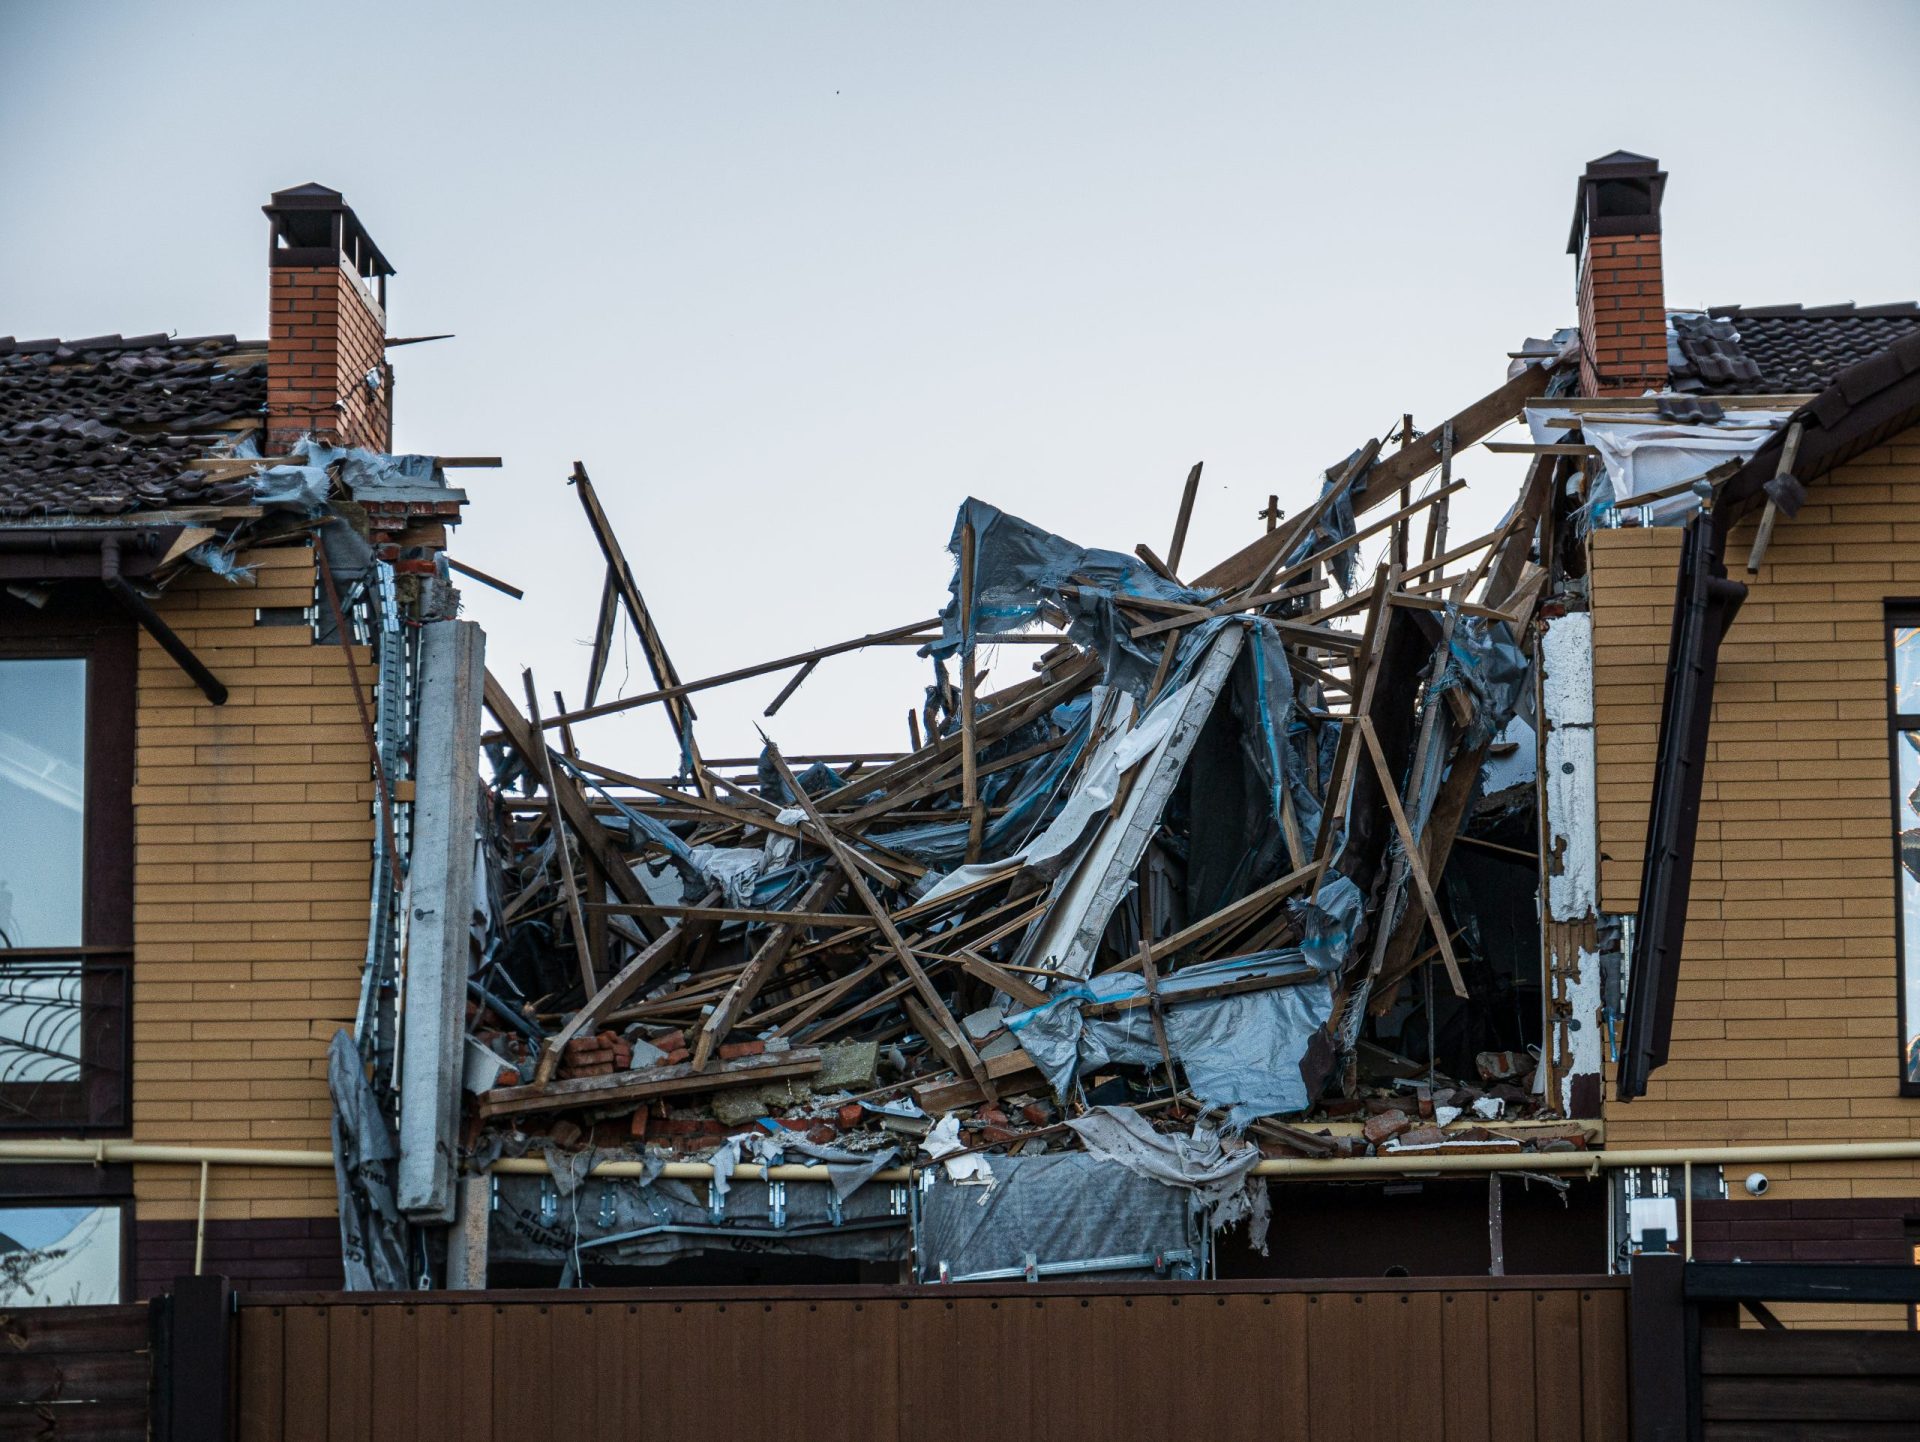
xmin=233 ymin=1278 xmax=1627 ymax=1442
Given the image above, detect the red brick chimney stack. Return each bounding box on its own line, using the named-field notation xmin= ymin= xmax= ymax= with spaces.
xmin=262 ymin=184 xmax=394 ymax=454
xmin=1569 ymin=152 xmax=1668 ymax=397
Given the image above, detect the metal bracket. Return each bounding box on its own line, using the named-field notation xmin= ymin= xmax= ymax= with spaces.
xmin=596 ymin=1186 xmax=616 ymax=1230
xmin=889 ymin=1184 xmax=910 ymax=1217
xmin=825 ymin=1188 xmax=843 ymax=1227
xmin=708 ymin=1182 xmax=726 ymax=1224
xmin=537 ymin=1178 xmax=556 ymax=1225
xmin=768 ymin=1180 xmax=787 ymax=1230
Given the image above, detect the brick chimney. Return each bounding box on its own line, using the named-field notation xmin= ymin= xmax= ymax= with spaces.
xmin=1569 ymin=151 xmax=1668 ymax=397
xmin=263 ymin=184 xmax=394 ymax=454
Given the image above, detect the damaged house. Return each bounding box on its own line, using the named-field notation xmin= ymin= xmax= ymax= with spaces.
xmin=3 ymin=153 xmax=1919 ymax=1323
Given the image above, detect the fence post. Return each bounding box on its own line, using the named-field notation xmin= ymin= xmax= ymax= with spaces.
xmin=1628 ymin=1253 xmax=1686 ymax=1442
xmin=154 ymin=1273 xmax=234 ymax=1442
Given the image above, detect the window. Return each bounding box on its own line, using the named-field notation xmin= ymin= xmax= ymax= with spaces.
xmin=0 ymin=1203 xmax=124 ymax=1307
xmin=1888 ymin=612 xmax=1920 ymax=1095
xmin=0 ymin=594 xmax=133 ymax=1132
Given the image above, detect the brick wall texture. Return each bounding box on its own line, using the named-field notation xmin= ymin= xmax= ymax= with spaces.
xmin=135 ymin=1216 xmax=344 ymax=1299
xmin=267 ymin=264 xmax=390 ymax=453
xmin=1591 ymin=433 xmax=1920 ymax=1203
xmin=131 ymin=544 xmax=373 ymax=1229
xmin=1577 ymin=234 xmax=1666 ymax=398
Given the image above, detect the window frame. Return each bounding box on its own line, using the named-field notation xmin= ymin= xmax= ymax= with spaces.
xmin=1883 ymin=604 xmax=1920 ymax=1098
xmin=0 ymin=1163 xmax=134 ymax=1306
xmin=0 ymin=591 xmax=135 ymax=1134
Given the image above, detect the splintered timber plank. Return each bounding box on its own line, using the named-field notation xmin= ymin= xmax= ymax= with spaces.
xmin=762 ymin=741 xmax=996 ymax=1098
xmin=1110 ymin=860 xmax=1319 ymax=975
xmin=1312 ymin=566 xmax=1393 ymax=876
xmin=478 ymin=1046 xmax=823 ymax=1118
xmin=581 ymin=566 xmax=619 ymax=708
xmin=1195 ymin=364 xmax=1553 ymax=594
xmin=523 ymin=671 xmax=596 ymax=999
xmin=1357 ymin=716 xmax=1467 ymax=998
xmin=569 ymin=463 xmax=713 ymax=796
xmin=536 ymin=616 xmax=940 ymax=731
xmin=1241 ymin=438 xmax=1382 ymax=598
xmin=959 ymin=518 xmax=985 ymax=862
xmin=530 ymin=888 xmax=719 ymax=1085
xmin=1166 ymin=459 xmax=1203 ymax=576
xmin=481 ymin=668 xmax=653 ymax=914
xmin=689 ymin=867 xmax=843 ymax=1071
xmin=1370 ymin=738 xmax=1491 ymax=1010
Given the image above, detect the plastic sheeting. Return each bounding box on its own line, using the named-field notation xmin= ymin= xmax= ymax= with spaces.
xmin=928 ymin=497 xmax=1213 ymax=698
xmin=1524 ymin=402 xmax=1789 ymax=528
xmin=489 ymin=1170 xmax=906 ymax=1270
xmin=1282 ymin=447 xmax=1369 ymax=593
xmin=327 ymin=1029 xmax=410 ymax=1291
xmin=251 ymin=436 xmax=451 ymax=514
xmin=1065 ymin=1105 xmax=1268 ymax=1251
xmin=1007 ymin=952 xmax=1339 ymax=1126
xmin=1433 ymin=610 xmax=1532 ymax=751
xmin=915 ymin=1151 xmax=1196 ymax=1283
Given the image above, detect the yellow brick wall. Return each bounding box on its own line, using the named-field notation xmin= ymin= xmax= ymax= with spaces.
xmin=131 ymin=545 xmax=374 ymax=1221
xmin=1591 ymin=437 xmax=1920 ymax=1200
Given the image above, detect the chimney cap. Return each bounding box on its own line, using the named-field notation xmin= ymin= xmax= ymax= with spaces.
xmin=264 ymin=183 xmax=396 ymax=279
xmin=1568 ymin=150 xmax=1667 ymax=256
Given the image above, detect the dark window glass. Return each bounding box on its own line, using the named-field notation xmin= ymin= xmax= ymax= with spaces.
xmin=0 ymin=657 xmax=87 ymax=950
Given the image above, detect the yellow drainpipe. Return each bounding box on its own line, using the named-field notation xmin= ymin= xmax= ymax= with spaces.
xmin=3 ymin=1136 xmax=1918 ymax=1185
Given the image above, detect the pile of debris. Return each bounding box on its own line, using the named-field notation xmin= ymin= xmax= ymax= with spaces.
xmin=457 ymin=350 xmax=1597 ymax=1208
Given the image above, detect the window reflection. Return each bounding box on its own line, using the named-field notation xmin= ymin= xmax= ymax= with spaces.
xmin=0 ymin=658 xmax=87 ymax=950
xmin=0 ymin=1205 xmax=120 ymax=1306
xmin=1903 ymin=731 xmax=1920 ymax=1085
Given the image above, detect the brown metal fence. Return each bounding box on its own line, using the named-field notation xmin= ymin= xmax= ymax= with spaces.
xmin=225 ymin=1276 xmax=1627 ymax=1442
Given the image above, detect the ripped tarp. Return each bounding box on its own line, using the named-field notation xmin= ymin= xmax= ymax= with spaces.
xmin=1007 ymin=949 xmax=1340 ymax=1125
xmin=1012 ymin=623 xmax=1245 ymax=979
xmin=927 ymin=497 xmax=1213 ymax=697
xmin=327 ymin=1029 xmax=410 ymax=1291
xmin=867 ymin=694 xmax=1098 ymax=869
xmin=252 ymin=436 xmax=455 ymax=514
xmin=1282 ymin=446 xmax=1370 ymax=593
xmin=913 ymin=691 xmax=1128 ymax=904
xmin=1523 ymin=401 xmax=1790 ymax=527
xmin=916 ymin=1150 xmax=1198 ymax=1282
xmin=1434 ymin=610 xmax=1531 ymax=751
xmin=1065 ymin=1105 xmax=1269 ymax=1252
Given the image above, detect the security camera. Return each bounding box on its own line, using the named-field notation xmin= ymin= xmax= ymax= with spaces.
xmin=1744 ymin=1172 xmax=1769 ymax=1197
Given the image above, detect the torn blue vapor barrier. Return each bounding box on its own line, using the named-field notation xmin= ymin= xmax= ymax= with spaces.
xmin=1007 ymin=952 xmax=1339 ymax=1127
xmin=1239 ymin=618 xmax=1325 ymax=856
xmin=1281 ymin=446 xmax=1373 ymax=593
xmin=927 ymin=497 xmax=1215 ymax=698
xmin=251 ymin=436 xmax=452 ymax=514
xmin=1295 ymin=873 xmax=1365 ymax=972
xmin=183 ymin=539 xmax=255 ymax=583
xmin=865 ymin=695 xmax=1097 ymax=867
xmin=1433 ymin=609 xmax=1531 ymax=749
xmin=756 ymin=753 xmax=849 ymax=806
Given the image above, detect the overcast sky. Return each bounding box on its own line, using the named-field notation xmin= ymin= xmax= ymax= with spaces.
xmin=5 ymin=2 xmax=1917 ymax=774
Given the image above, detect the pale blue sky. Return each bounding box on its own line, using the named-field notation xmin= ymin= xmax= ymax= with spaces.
xmin=5 ymin=2 xmax=1917 ymax=770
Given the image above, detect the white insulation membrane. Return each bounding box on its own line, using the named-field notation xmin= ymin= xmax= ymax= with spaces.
xmin=1526 ymin=404 xmax=1792 ymax=527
